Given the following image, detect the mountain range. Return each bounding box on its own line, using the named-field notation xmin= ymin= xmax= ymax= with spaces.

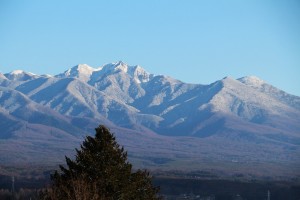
xmin=0 ymin=61 xmax=299 ymax=179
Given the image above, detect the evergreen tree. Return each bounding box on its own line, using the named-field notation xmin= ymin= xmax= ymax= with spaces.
xmin=41 ymin=125 xmax=160 ymax=200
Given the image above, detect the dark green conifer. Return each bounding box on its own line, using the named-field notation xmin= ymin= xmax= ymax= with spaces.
xmin=42 ymin=125 xmax=160 ymax=200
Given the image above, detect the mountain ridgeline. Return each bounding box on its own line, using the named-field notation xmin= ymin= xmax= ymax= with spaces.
xmin=0 ymin=61 xmax=299 ymax=179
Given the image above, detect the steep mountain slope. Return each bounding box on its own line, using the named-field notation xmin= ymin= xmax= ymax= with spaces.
xmin=15 ymin=76 xmax=162 ymax=131
xmin=0 ymin=86 xmax=87 ymax=137
xmin=0 ymin=62 xmax=299 ymax=178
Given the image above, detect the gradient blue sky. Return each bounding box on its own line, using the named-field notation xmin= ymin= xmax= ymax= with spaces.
xmin=0 ymin=0 xmax=299 ymax=95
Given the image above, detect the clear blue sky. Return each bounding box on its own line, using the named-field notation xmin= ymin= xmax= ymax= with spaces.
xmin=0 ymin=0 xmax=299 ymax=96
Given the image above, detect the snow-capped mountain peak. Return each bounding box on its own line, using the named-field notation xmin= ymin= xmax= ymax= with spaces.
xmin=76 ymin=64 xmax=97 ymax=73
xmin=11 ymin=70 xmax=25 ymax=75
xmin=219 ymin=76 xmax=240 ymax=87
xmin=99 ymin=61 xmax=128 ymax=73
xmin=238 ymin=76 xmax=265 ymax=88
xmin=5 ymin=70 xmax=38 ymax=81
xmin=10 ymin=70 xmax=37 ymax=76
xmin=95 ymin=61 xmax=153 ymax=84
xmin=114 ymin=61 xmax=128 ymax=72
xmin=128 ymin=65 xmax=153 ymax=83
xmin=56 ymin=64 xmax=99 ymax=82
